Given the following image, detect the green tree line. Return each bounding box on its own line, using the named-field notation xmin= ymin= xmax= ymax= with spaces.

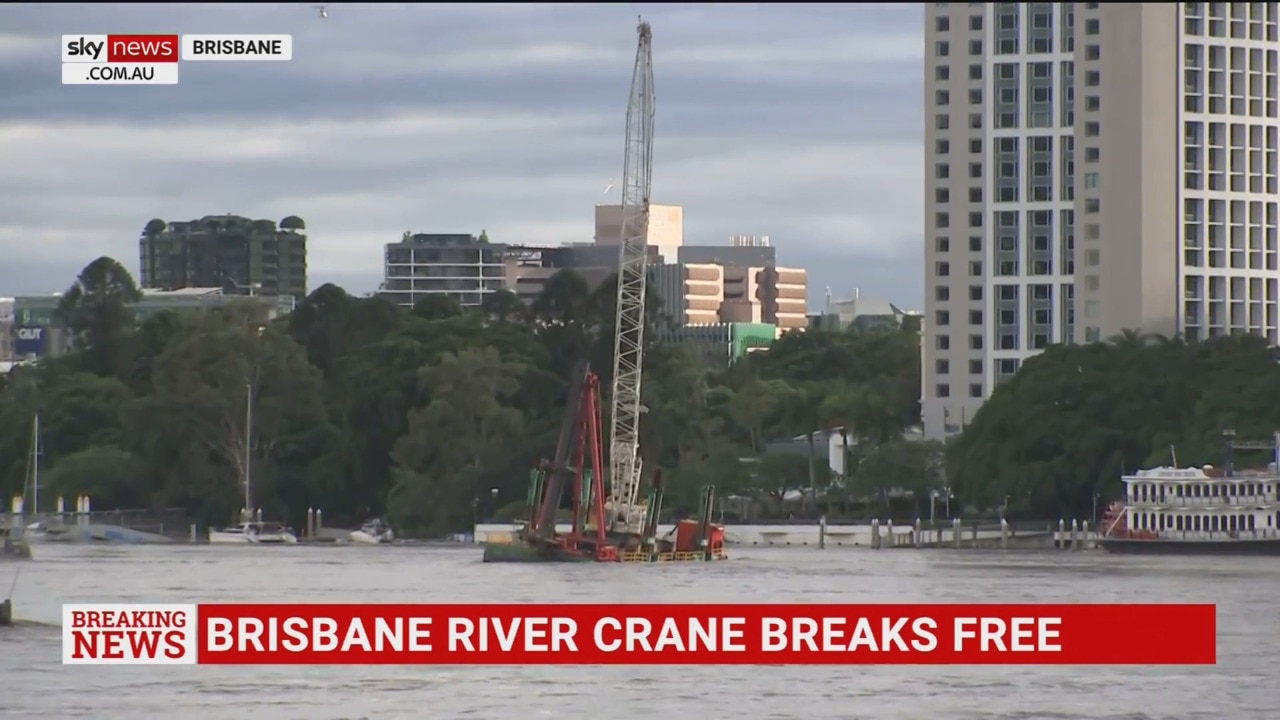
xmin=947 ymin=330 xmax=1280 ymax=520
xmin=0 ymin=258 xmax=933 ymax=537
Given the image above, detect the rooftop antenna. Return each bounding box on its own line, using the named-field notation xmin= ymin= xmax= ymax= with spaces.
xmin=314 ymin=5 xmax=328 ymax=18
xmin=824 ymin=286 xmax=832 ymax=313
xmin=603 ymin=177 xmax=614 ymax=195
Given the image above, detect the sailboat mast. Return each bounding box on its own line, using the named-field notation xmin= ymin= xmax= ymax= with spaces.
xmin=31 ymin=414 xmax=40 ymax=517
xmin=244 ymin=382 xmax=253 ymax=520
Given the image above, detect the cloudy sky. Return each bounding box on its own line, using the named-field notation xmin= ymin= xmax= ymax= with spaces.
xmin=1 ymin=3 xmax=923 ymax=308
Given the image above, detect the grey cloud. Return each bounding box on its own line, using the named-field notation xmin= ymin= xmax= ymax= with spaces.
xmin=0 ymin=2 xmax=925 ymax=309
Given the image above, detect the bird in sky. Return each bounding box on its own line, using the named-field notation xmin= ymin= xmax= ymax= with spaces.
xmin=315 ymin=5 xmax=328 ymax=18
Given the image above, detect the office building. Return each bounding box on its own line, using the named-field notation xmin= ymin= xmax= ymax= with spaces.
xmin=382 ymin=233 xmax=507 ymax=308
xmin=678 ymin=235 xmax=778 ymax=267
xmin=502 ymin=243 xmax=660 ymax=304
xmin=810 ymin=292 xmax=915 ymax=333
xmin=7 ymin=288 xmax=294 ymax=362
xmin=139 ymin=215 xmax=308 ymax=298
xmin=648 ymin=261 xmax=808 ymax=331
xmin=594 ymin=203 xmax=684 ymax=262
xmin=922 ymin=2 xmax=1280 ymax=439
xmin=664 ymin=322 xmax=779 ymax=368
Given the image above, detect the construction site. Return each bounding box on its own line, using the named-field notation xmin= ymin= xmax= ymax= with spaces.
xmin=482 ymin=19 xmax=727 ymax=565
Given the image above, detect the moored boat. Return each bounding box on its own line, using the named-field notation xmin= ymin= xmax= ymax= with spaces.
xmin=1098 ymin=435 xmax=1280 ymax=555
xmin=208 ymin=521 xmax=298 ymax=545
xmin=350 ymin=518 xmax=395 ymax=545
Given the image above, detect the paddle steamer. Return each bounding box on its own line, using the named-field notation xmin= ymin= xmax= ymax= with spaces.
xmin=1099 ymin=432 xmax=1280 ymax=555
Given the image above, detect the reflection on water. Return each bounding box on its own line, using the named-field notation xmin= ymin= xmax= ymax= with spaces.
xmin=2 ymin=544 xmax=1277 ymax=719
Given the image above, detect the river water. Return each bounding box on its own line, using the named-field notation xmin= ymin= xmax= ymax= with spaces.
xmin=1 ymin=544 xmax=1276 ymax=720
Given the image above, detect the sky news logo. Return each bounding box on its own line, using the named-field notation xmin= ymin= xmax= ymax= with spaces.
xmin=60 ymin=34 xmax=293 ymax=85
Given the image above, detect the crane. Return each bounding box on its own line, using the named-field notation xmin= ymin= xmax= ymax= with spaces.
xmin=604 ymin=19 xmax=656 ymax=538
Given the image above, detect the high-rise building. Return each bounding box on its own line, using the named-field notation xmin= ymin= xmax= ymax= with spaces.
xmin=139 ymin=215 xmax=308 ymax=298
xmin=922 ymin=2 xmax=1280 ymax=439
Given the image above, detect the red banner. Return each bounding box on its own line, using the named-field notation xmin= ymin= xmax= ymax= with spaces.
xmin=180 ymin=603 xmax=1215 ymax=665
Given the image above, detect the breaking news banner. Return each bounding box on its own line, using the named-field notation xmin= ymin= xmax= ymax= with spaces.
xmin=63 ymin=603 xmax=1217 ymax=666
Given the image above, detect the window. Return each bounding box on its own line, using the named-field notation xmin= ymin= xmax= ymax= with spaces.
xmin=936 ymin=114 xmax=950 ymax=130
xmin=967 ymin=212 xmax=982 ymax=227
xmin=936 ymin=188 xmax=950 ymax=203
xmin=968 ymin=138 xmax=982 ymax=154
xmin=969 ymin=260 xmax=983 ymax=276
xmin=968 ymin=88 xmax=983 ymax=104
xmin=968 ymin=64 xmax=982 ymax=80
xmin=935 ymin=237 xmax=950 ymax=252
xmin=1085 ymin=198 xmax=1100 ymax=213
xmin=936 ymin=359 xmax=950 ymax=374
xmin=969 ymin=309 xmax=983 ymax=325
xmin=968 ymin=113 xmax=983 ymax=129
xmin=969 ymin=284 xmax=983 ymax=300
xmin=936 ymin=261 xmax=951 ymax=276
xmin=1032 ymin=86 xmax=1051 ymax=103
xmin=969 ymin=359 xmax=983 ymax=375
xmin=1085 ymin=147 xmax=1100 ymax=162
xmin=1084 ymin=172 xmax=1099 ymax=189
xmin=1085 ymin=70 xmax=1100 ymax=87
xmin=969 ymin=187 xmax=983 ymax=202
xmin=1085 ymin=18 xmax=1100 ymax=35
xmin=1085 ymin=44 xmax=1100 ymax=61
xmin=936 ymin=384 xmax=951 ymax=398
xmin=936 ymin=65 xmax=950 ymax=81
xmin=937 ymin=89 xmax=951 ymax=106
xmin=1085 ymin=95 xmax=1100 ymax=111
xmin=935 ymin=310 xmax=951 ymax=325
xmin=968 ymin=236 xmax=982 ymax=252
xmin=969 ymin=383 xmax=984 ymax=398
xmin=937 ymin=335 xmax=950 ymax=350
xmin=969 ymin=162 xmax=982 ymax=178
xmin=936 ymin=139 xmax=950 ymax=154
xmin=936 ymin=163 xmax=950 ymax=179
xmin=969 ymin=334 xmax=984 ymax=350
xmin=936 ymin=41 xmax=951 ymax=56
xmin=969 ymin=39 xmax=982 ymax=55
xmin=1031 ymin=62 xmax=1051 ymax=79
xmin=1085 ymin=121 xmax=1100 ymax=137
xmin=936 ymin=16 xmax=951 ymax=32
xmin=935 ymin=286 xmax=950 ymax=301
xmin=936 ymin=212 xmax=951 ymax=227
xmin=969 ymin=15 xmax=982 ymax=31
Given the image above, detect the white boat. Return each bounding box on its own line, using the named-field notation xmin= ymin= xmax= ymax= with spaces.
xmin=350 ymin=518 xmax=395 ymax=544
xmin=209 ymin=521 xmax=298 ymax=545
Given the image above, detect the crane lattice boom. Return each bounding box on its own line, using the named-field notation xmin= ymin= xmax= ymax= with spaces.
xmin=605 ymin=19 xmax=655 ymax=536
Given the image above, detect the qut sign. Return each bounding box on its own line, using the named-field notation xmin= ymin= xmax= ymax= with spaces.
xmin=13 ymin=326 xmax=48 ymax=357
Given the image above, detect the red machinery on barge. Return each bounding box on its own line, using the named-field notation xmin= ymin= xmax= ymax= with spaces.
xmin=482 ymin=363 xmax=727 ymax=564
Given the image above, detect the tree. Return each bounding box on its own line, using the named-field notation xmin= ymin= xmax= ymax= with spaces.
xmin=387 ymin=346 xmax=527 ymax=535
xmin=55 ymin=257 xmax=143 ymax=378
xmin=138 ymin=304 xmax=327 ymax=525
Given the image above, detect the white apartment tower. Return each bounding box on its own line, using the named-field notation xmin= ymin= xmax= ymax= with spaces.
xmin=923 ymin=2 xmax=1280 ymax=439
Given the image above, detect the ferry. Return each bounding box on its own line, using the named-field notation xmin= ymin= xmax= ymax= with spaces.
xmin=1099 ymin=457 xmax=1280 ymax=555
